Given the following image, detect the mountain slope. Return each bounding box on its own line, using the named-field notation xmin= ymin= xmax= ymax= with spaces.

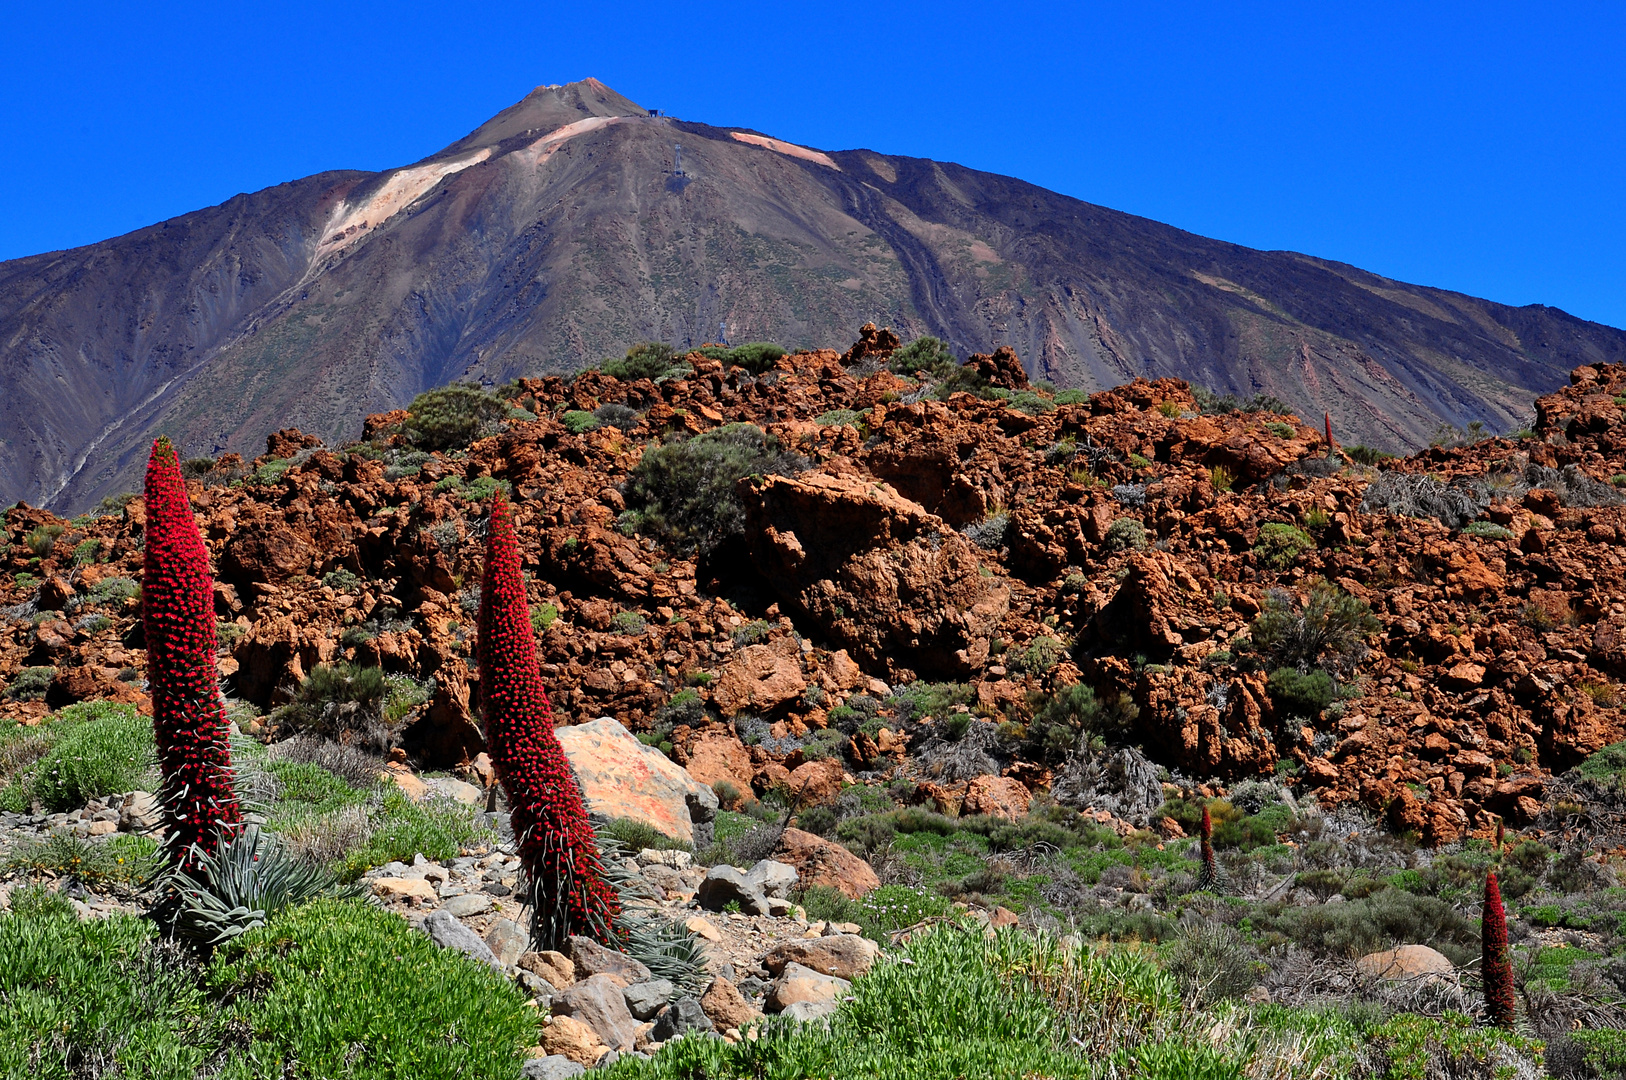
xmin=3 ymin=79 xmax=1622 ymax=513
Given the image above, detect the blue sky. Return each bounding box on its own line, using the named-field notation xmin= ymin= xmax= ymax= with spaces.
xmin=2 ymin=1 xmax=1621 ymax=327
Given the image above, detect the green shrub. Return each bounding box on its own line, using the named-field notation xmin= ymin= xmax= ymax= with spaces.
xmin=623 ymin=424 xmax=809 ymax=556
xmin=0 ymin=890 xmax=223 ymax=1077
xmin=1460 ymin=520 xmax=1513 ymax=540
xmin=560 ymin=409 xmax=601 ymax=434
xmin=1577 ymin=739 xmax=1626 ymax=783
xmin=5 ymin=831 xmax=160 ymax=887
xmin=336 ymin=789 xmax=496 ymax=880
xmin=603 ymin=342 xmax=691 ymax=382
xmin=816 ymin=409 xmax=863 ymax=427
xmin=25 ymin=524 xmax=65 ymax=557
xmin=463 ymin=475 xmax=510 ymax=501
xmin=1004 ymin=391 xmax=1054 ymax=415
xmin=2 ymin=702 xmax=155 ymax=812
xmin=602 ymin=816 xmax=692 ymax=854
xmin=209 ymin=898 xmax=535 ymax=1076
xmin=725 ymin=342 xmax=786 ymax=374
xmin=1267 ymin=667 xmax=1338 ymax=719
xmin=1054 ymin=389 xmax=1087 ymax=406
xmin=1250 ymin=579 xmax=1378 ymax=678
xmin=732 ymin=619 xmax=772 ymax=647
xmin=1128 ymin=453 xmax=1152 ymax=469
xmin=1010 ymin=636 xmax=1064 ymax=675
xmin=1252 ymin=522 xmax=1314 ymax=568
xmin=1025 ymin=683 xmax=1104 ymax=761
xmin=70 ymin=574 xmax=139 ymax=610
xmin=610 ymin=610 xmax=648 ymax=635
xmin=1104 ymin=517 xmax=1148 ymax=552
xmin=1343 ymin=445 xmax=1393 ymax=466
xmin=1265 ymin=422 xmax=1295 ymax=439
xmin=5 ymin=665 xmax=55 ymax=701
xmin=594 ymin=403 xmax=641 ymax=431
xmin=71 ymin=538 xmax=102 ymax=564
xmin=531 ymin=602 xmax=559 ymax=633
xmin=276 ymin=662 xmax=388 ymax=739
xmin=657 ymin=688 xmax=709 ymax=729
xmin=886 ymin=336 xmax=959 ymax=378
xmin=404 ymin=384 xmax=510 ymax=450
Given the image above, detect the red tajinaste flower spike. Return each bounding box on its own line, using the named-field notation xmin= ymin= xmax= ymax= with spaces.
xmin=478 ymin=492 xmax=620 ymax=948
xmin=1198 ymin=803 xmax=1217 ymax=891
xmin=144 ymin=437 xmax=240 ymax=869
xmin=1482 ymin=869 xmax=1516 ymax=1028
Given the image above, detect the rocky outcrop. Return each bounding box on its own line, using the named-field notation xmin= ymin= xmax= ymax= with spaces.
xmin=743 ymin=470 xmax=1008 ymax=679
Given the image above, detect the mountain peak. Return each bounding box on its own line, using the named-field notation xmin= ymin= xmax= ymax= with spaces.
xmin=439 ymin=77 xmax=648 ymax=156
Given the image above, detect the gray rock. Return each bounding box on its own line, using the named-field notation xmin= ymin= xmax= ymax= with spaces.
xmin=520 ymin=1055 xmax=586 ymax=1079
xmin=781 ymin=999 xmax=837 ymax=1022
xmin=765 ymin=895 xmax=794 ymax=917
xmin=553 ymin=973 xmax=640 ymax=1051
xmin=421 ymin=910 xmax=502 ymax=969
xmin=640 ymin=863 xmax=688 ymax=895
xmin=746 ymin=859 xmax=798 ymax=899
xmin=441 ymin=892 xmax=494 ymax=918
xmin=622 ymin=978 xmax=676 ymax=1020
xmin=636 ymin=848 xmax=694 ymax=869
xmin=696 ymin=865 xmax=770 ymax=916
xmin=650 ymin=996 xmax=713 ymax=1041
xmin=485 ymin=917 xmax=529 ymax=968
xmin=568 ymin=934 xmax=652 ymax=983
xmin=767 ymin=962 xmax=850 ymax=1014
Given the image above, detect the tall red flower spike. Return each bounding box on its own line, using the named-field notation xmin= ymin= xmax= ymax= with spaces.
xmin=144 ymin=437 xmax=241 ymax=868
xmin=478 ymin=493 xmax=621 ymax=948
xmin=1482 ymin=869 xmax=1516 ymax=1028
xmin=1494 ymin=818 xmax=1506 ymax=861
xmin=1197 ymin=803 xmax=1217 ymax=891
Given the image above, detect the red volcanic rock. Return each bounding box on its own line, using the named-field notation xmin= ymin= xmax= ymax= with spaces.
xmin=742 ymin=470 xmax=1008 ymax=678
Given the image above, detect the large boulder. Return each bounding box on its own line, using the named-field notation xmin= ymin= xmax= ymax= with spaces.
xmin=742 ymin=471 xmax=1009 ymax=678
xmin=682 ymin=730 xmax=757 ymax=803
xmin=767 ymin=962 xmax=850 ymax=1015
xmin=1355 ymin=945 xmax=1455 ymax=984
xmin=696 ymin=865 xmax=771 ymax=916
xmin=553 ymin=974 xmax=640 ymax=1051
xmin=555 ymin=717 xmax=715 ymax=844
xmin=711 ymin=639 xmax=806 ymax=716
xmin=762 ymin=934 xmax=878 ymax=980
xmin=771 ymin=828 xmax=880 ymax=899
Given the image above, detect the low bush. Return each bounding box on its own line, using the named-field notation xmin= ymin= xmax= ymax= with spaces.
xmin=1192 ymin=388 xmax=1294 ymax=416
xmin=1267 ymin=667 xmax=1338 ymax=719
xmin=963 ymin=512 xmax=1009 ymax=550
xmin=403 ymin=384 xmax=510 ymax=450
xmin=335 ymin=789 xmax=496 ymax=880
xmin=1104 ymin=517 xmax=1147 ymax=552
xmin=560 ymin=409 xmax=600 ymax=434
xmin=5 ymin=665 xmax=55 ymax=701
xmin=816 ymin=409 xmax=862 ymax=428
xmin=1252 ymin=522 xmax=1314 ymax=569
xmin=594 ymin=403 xmax=641 ymax=431
xmin=4 ymin=831 xmax=160 ymax=888
xmin=603 ymin=342 xmax=691 ymax=383
xmin=1460 ymin=520 xmax=1512 ymax=540
xmin=724 ymin=342 xmax=786 ymax=374
xmin=25 ymin=524 xmax=65 ymax=557
xmin=1054 ymin=389 xmax=1087 ymax=406
xmin=623 ymin=424 xmax=809 ymax=556
xmin=887 ymin=336 xmax=960 ymax=379
xmin=210 ymin=897 xmax=535 ymax=1076
xmin=0 ymin=701 xmax=155 ymax=812
xmin=1250 ymin=579 xmax=1378 ymax=678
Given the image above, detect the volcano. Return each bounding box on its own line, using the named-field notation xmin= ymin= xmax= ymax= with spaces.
xmin=2 ymin=77 xmax=1622 ymax=512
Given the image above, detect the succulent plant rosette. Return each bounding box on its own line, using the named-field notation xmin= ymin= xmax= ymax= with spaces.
xmin=143 ymin=437 xmax=241 ymax=869
xmin=478 ymin=492 xmax=621 ymax=948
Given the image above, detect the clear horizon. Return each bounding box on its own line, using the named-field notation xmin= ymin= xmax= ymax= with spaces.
xmin=1 ymin=0 xmax=1621 ymax=329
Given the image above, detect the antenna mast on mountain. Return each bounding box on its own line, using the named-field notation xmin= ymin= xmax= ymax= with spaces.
xmin=672 ymin=144 xmax=685 ymax=178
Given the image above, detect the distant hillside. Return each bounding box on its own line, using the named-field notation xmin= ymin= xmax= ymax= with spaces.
xmin=3 ymin=77 xmax=1622 ymax=513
